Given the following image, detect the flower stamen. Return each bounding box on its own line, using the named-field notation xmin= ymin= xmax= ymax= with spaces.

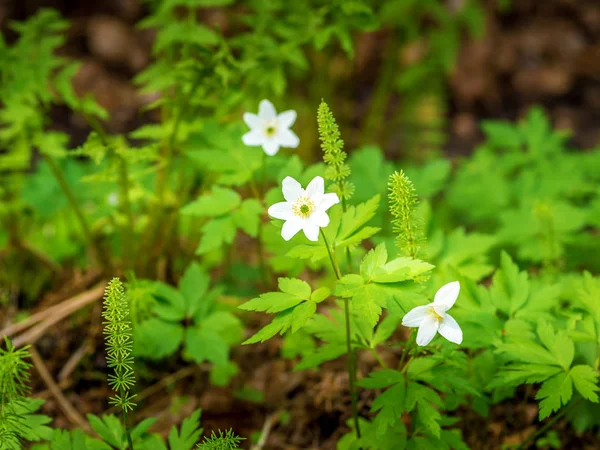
xmin=292 ymin=196 xmax=315 ymax=218
xmin=264 ymin=120 xmax=277 ymax=137
xmin=428 ymin=306 xmax=443 ymax=322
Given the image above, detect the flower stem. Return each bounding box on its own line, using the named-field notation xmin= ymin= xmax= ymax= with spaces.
xmin=44 ymin=154 xmax=111 ymax=273
xmin=320 ymin=229 xmax=361 ymax=439
xmin=119 ymin=385 xmax=134 ymax=450
xmin=516 ymin=399 xmax=582 ymax=450
xmin=370 ymin=348 xmax=388 ymax=369
xmin=320 ymin=230 xmax=342 ymax=280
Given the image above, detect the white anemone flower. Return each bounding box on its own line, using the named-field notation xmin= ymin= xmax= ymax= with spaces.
xmin=242 ymin=99 xmax=299 ymax=156
xmin=268 ymin=176 xmax=339 ymax=241
xmin=402 ymin=281 xmax=463 ymax=346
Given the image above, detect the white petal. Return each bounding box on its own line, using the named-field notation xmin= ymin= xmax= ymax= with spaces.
xmin=243 ymin=112 xmax=261 ymax=129
xmin=276 ymin=129 xmax=299 ymax=148
xmin=262 ymin=140 xmax=280 ymax=156
xmin=282 ymin=177 xmax=302 ymax=203
xmin=434 ymin=281 xmax=460 ymax=310
xmin=316 ymin=192 xmax=340 ymax=213
xmin=432 ymin=303 xmax=448 ymax=319
xmin=268 ymin=202 xmax=293 ymax=220
xmin=242 ymin=129 xmax=264 ymax=146
xmin=438 ymin=314 xmax=463 ymax=344
xmin=281 ymin=218 xmax=303 ymax=241
xmin=277 ymin=110 xmax=297 ymax=128
xmin=310 ymin=210 xmax=330 ymax=228
xmin=258 ymin=99 xmax=276 ymax=120
xmin=302 ymin=222 xmax=320 ymax=241
xmin=402 ymin=305 xmax=429 ymax=327
xmin=305 ymin=176 xmax=325 ymax=199
xmin=416 ymin=315 xmax=439 ymax=346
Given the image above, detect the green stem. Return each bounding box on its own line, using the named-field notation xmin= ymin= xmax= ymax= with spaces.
xmin=118 ymin=157 xmax=134 ymax=271
xmin=119 ymin=386 xmax=134 ymax=450
xmin=516 ymin=399 xmax=582 ymax=450
xmin=370 ymin=348 xmax=387 ymax=369
xmin=256 ymin=155 xmax=270 ymax=287
xmin=143 ymin=77 xmax=203 ymax=274
xmin=321 ymin=230 xmax=342 ymax=280
xmin=45 ymin=154 xmax=111 ymax=272
xmin=361 ymin=34 xmax=399 ymax=145
xmin=320 ymin=229 xmax=361 ymax=439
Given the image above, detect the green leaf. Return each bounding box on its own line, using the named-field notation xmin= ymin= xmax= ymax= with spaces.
xmin=569 ymin=365 xmax=599 ymax=403
xmin=336 ymin=195 xmax=381 ymax=246
xmin=168 ymin=409 xmax=203 ymax=450
xmin=179 ymin=263 xmax=210 ymax=318
xmin=537 ymin=321 xmax=574 ymax=371
xmin=130 ymin=417 xmax=156 ymax=442
xmin=86 ymin=415 xmax=123 ymax=448
xmin=232 ymin=199 xmax=263 ymax=237
xmin=360 ymin=244 xmax=388 ymax=280
xmin=310 ymin=287 xmax=331 ymax=303
xmin=291 ymin=301 xmax=317 ymax=333
xmin=370 ymin=257 xmax=434 ymax=283
xmin=243 ymin=310 xmax=295 ymax=345
xmin=416 ymin=398 xmax=442 ymax=438
xmin=351 ymin=284 xmax=389 ymax=328
xmin=184 ymin=327 xmax=228 ymax=365
xmin=151 ymin=283 xmax=187 ymax=321
xmin=490 ymin=252 xmax=530 ymax=316
xmin=335 ymin=274 xmax=365 ymax=297
xmin=279 ymin=277 xmax=311 ymax=299
xmin=134 ymin=318 xmax=184 ymax=360
xmin=536 ymin=372 xmax=572 ymax=420
xmin=357 ymin=369 xmax=404 ymax=389
xmin=196 ymin=216 xmax=237 ymax=254
xmin=239 ymin=278 xmax=311 ymax=313
xmin=181 ymin=186 xmax=241 ymax=218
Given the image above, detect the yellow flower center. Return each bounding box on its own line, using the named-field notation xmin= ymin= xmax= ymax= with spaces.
xmin=292 ymin=196 xmax=315 ymax=218
xmin=264 ymin=121 xmax=277 ymax=137
xmin=428 ymin=306 xmax=443 ymax=322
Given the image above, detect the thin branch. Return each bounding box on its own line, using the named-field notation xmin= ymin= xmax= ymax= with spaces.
xmin=30 ymin=346 xmax=91 ymax=432
xmin=9 ymin=283 xmax=106 ymax=348
xmin=250 ymin=411 xmax=281 ymax=450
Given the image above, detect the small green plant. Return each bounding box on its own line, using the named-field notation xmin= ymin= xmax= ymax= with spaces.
xmin=0 ymin=339 xmax=52 ymax=449
xmin=102 ymin=278 xmax=137 ymax=448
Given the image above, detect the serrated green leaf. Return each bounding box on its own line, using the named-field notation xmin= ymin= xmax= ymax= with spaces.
xmin=168 ymin=409 xmax=203 ymax=450
xmin=291 ymin=301 xmax=317 ymax=333
xmin=279 ymin=277 xmax=311 ymax=299
xmin=569 ymin=365 xmax=599 ymax=403
xmin=357 ymin=369 xmax=404 ymax=389
xmin=536 ymin=372 xmax=572 ymax=420
xmin=243 ymin=309 xmax=295 ymax=344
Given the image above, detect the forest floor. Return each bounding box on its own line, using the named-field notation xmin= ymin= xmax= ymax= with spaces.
xmin=1 ymin=0 xmax=599 ymax=448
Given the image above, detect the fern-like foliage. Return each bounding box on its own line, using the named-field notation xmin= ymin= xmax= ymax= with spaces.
xmin=317 ymin=100 xmax=354 ymax=206
xmin=0 ymin=338 xmax=32 ymax=449
xmin=102 ymin=278 xmax=137 ymax=413
xmin=196 ymin=429 xmax=244 ymax=450
xmin=388 ymin=170 xmax=424 ymax=258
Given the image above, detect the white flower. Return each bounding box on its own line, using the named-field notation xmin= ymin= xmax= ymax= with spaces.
xmin=402 ymin=281 xmax=463 ymax=346
xmin=268 ymin=176 xmax=339 ymax=242
xmin=242 ymin=99 xmax=299 ymax=156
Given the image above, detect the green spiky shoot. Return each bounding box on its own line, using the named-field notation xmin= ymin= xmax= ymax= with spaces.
xmin=196 ymin=429 xmax=244 ymax=449
xmin=388 ymin=171 xmax=425 ymax=258
xmin=317 ymin=100 xmax=354 ymax=208
xmin=102 ymin=278 xmax=136 ymax=449
xmin=0 ymin=338 xmax=32 ymax=448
